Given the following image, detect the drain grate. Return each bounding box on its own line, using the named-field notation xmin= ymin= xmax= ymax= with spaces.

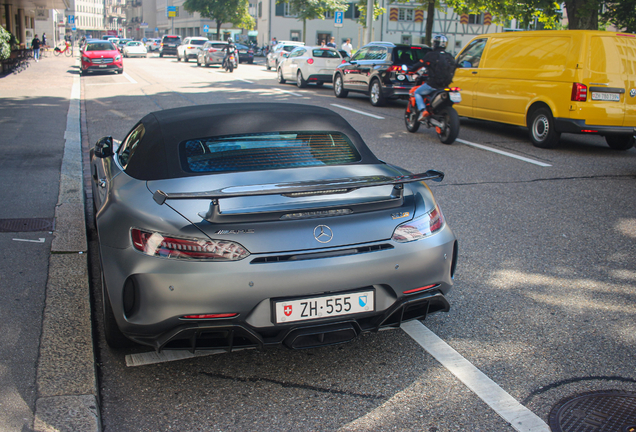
xmin=0 ymin=218 xmax=55 ymax=233
xmin=549 ymin=390 xmax=636 ymax=432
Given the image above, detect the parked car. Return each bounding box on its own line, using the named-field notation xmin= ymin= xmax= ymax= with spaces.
xmin=451 ymin=30 xmax=636 ymax=150
xmin=196 ymin=40 xmax=228 ymax=67
xmin=278 ymin=46 xmax=344 ymax=88
xmin=266 ymin=42 xmax=304 ymax=70
xmin=235 ymin=43 xmax=254 ymax=64
xmin=160 ymin=35 xmax=181 ymax=57
xmin=80 ymin=40 xmax=123 ymax=75
xmin=90 ymin=103 xmax=457 ymax=351
xmin=117 ymin=38 xmax=132 ymax=52
xmin=123 ymin=41 xmax=147 ymax=58
xmin=333 ymin=42 xmax=431 ymax=106
xmin=177 ymin=36 xmax=209 ymax=62
xmin=146 ymin=38 xmax=160 ymax=52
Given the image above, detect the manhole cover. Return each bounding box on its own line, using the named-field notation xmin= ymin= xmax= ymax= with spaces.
xmin=0 ymin=218 xmax=55 ymax=233
xmin=549 ymin=390 xmax=636 ymax=432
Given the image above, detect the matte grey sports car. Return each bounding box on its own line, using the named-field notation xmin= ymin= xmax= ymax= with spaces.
xmin=91 ymin=103 xmax=457 ymax=351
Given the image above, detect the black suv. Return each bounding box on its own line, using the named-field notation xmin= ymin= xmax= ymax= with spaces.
xmin=333 ymin=42 xmax=431 ymax=106
xmin=159 ymin=35 xmax=181 ymax=57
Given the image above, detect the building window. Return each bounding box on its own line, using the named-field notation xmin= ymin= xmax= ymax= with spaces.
xmin=468 ymin=14 xmax=482 ymax=24
xmin=258 ymin=2 xmax=262 ymax=18
xmin=398 ymin=8 xmax=413 ymax=21
xmin=290 ymin=30 xmax=300 ymax=41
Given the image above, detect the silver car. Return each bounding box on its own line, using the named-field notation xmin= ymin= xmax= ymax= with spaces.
xmin=266 ymin=42 xmax=304 ymax=70
xmin=91 ymin=103 xmax=457 ymax=351
xmin=197 ymin=40 xmax=227 ymax=67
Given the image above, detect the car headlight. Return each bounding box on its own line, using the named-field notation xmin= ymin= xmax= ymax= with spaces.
xmin=391 ymin=204 xmax=444 ymax=243
xmin=115 ymin=55 xmax=121 ymax=61
xmin=82 ymin=56 xmax=90 ymax=63
xmin=131 ymin=228 xmax=250 ymax=261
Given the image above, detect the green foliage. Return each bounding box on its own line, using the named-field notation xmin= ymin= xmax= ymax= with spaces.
xmin=279 ymin=0 xmax=350 ymax=22
xmin=444 ymin=0 xmax=563 ymax=29
xmin=0 ymin=26 xmax=19 ymax=60
xmin=602 ymin=0 xmax=636 ymax=33
xmin=356 ymin=0 xmax=386 ymax=27
xmin=183 ymin=0 xmax=255 ymax=33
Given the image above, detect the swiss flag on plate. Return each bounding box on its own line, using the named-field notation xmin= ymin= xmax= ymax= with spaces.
xmin=284 ymin=305 xmax=292 ymax=316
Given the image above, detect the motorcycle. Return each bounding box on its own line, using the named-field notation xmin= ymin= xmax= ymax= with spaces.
xmin=404 ymin=68 xmax=462 ymax=144
xmin=223 ymin=50 xmax=238 ymax=73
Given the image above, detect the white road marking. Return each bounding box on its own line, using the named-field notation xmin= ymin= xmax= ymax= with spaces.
xmin=401 ymin=321 xmax=550 ymax=432
xmin=123 ymin=72 xmax=137 ymax=83
xmin=330 ymin=104 xmax=385 ymax=120
xmin=12 ymin=238 xmax=45 ymax=243
xmin=275 ymin=87 xmax=303 ymax=97
xmin=126 ymin=347 xmax=255 ymax=367
xmin=455 ymin=138 xmax=552 ymax=167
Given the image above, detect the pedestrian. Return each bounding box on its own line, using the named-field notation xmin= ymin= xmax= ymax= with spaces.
xmin=341 ymin=38 xmax=353 ymax=56
xmin=272 ymin=37 xmax=277 ymax=46
xmin=31 ymin=34 xmax=41 ymax=62
xmin=320 ymin=40 xmax=326 ymax=47
xmin=327 ymin=36 xmax=336 ymax=48
xmin=42 ymin=33 xmax=46 ymax=47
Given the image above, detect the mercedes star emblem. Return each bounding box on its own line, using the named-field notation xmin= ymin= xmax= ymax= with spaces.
xmin=313 ymin=225 xmax=333 ymax=243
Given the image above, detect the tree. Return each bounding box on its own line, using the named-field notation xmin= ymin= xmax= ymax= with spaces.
xmin=602 ymin=0 xmax=636 ymax=33
xmin=278 ymin=0 xmax=350 ymax=43
xmin=355 ymin=0 xmax=386 ymax=28
xmin=183 ymin=0 xmax=254 ymax=39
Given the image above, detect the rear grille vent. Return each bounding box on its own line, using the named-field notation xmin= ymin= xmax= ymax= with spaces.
xmin=251 ymin=243 xmax=393 ymax=264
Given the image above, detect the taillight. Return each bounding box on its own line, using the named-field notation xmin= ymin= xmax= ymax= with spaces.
xmin=341 ymin=59 xmax=347 ymax=64
xmin=307 ymin=58 xmax=314 ymax=64
xmin=160 ymin=43 xmax=164 ymax=47
xmin=209 ymin=48 xmax=216 ymax=52
xmin=131 ymin=228 xmax=250 ymax=261
xmin=403 ymin=284 xmax=439 ymax=295
xmin=388 ymin=65 xmax=401 ymax=72
xmin=571 ymin=83 xmax=587 ymax=101
xmin=391 ymin=204 xmax=444 ymax=242
xmin=181 ymin=313 xmax=239 ymax=319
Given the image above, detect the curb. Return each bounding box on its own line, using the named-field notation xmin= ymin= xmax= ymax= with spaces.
xmin=33 ymin=74 xmax=100 ymax=432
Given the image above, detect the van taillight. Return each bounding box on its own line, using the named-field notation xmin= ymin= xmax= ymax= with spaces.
xmin=571 ymin=83 xmax=587 ymax=101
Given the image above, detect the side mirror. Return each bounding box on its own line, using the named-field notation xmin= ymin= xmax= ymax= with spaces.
xmin=94 ymin=136 xmax=114 ymax=158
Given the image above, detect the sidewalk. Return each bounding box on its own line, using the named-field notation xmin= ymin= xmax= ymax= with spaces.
xmin=0 ymin=53 xmax=99 ymax=431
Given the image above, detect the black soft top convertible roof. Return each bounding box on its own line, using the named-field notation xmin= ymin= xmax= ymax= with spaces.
xmin=124 ymin=103 xmax=380 ymax=180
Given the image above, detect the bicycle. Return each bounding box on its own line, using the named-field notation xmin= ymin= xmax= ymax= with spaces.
xmin=54 ymin=41 xmax=73 ymax=57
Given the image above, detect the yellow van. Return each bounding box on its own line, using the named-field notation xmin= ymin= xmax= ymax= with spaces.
xmin=452 ymin=30 xmax=636 ymax=150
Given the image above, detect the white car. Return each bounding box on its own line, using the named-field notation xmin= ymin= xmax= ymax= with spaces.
xmin=178 ymin=37 xmax=209 ymax=62
xmin=122 ymin=41 xmax=147 ymax=58
xmin=146 ymin=38 xmax=160 ymax=52
xmin=277 ymin=46 xmax=344 ymax=88
xmin=266 ymin=42 xmax=304 ymax=70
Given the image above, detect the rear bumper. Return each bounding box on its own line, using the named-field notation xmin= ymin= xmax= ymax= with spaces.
xmin=307 ymin=74 xmax=332 ymax=83
xmin=554 ymin=118 xmax=636 ymax=137
xmin=382 ymin=83 xmax=417 ymax=99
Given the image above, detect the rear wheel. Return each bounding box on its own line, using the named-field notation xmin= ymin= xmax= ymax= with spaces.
xmin=369 ymin=79 xmax=385 ymax=106
xmin=334 ymin=74 xmax=348 ymax=98
xmin=605 ymin=134 xmax=635 ymax=150
xmin=528 ymin=107 xmax=560 ymax=148
xmin=405 ymin=102 xmax=420 ymax=133
xmin=65 ymin=48 xmax=72 ymax=57
xmin=296 ymin=70 xmax=307 ymax=88
xmin=197 ymin=57 xmax=201 ymax=66
xmin=437 ymin=107 xmax=460 ymax=144
xmin=184 ymin=55 xmax=189 ymax=62
xmin=278 ymin=67 xmax=286 ymax=84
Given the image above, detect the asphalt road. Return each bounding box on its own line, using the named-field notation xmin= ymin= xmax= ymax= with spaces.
xmin=81 ymin=54 xmax=636 ymax=432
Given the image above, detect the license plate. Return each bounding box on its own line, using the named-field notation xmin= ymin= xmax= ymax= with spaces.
xmin=450 ymin=92 xmax=462 ymax=103
xmin=591 ymin=92 xmax=620 ymax=101
xmin=275 ymin=290 xmax=374 ymax=323
xmin=99 ymin=64 xmax=107 ymax=68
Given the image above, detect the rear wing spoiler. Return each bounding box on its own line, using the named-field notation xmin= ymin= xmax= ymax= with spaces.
xmin=152 ymin=170 xmax=444 ymax=223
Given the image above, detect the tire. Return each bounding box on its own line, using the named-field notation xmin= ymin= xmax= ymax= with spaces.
xmin=605 ymin=134 xmax=635 ymax=150
xmin=101 ymin=269 xmax=136 ymax=349
xmin=296 ymin=70 xmax=307 ymax=88
xmin=369 ymin=79 xmax=386 ymax=106
xmin=160 ymin=52 xmax=163 ymax=58
xmin=184 ymin=56 xmax=189 ymax=63
xmin=528 ymin=107 xmax=560 ymax=148
xmin=53 ymin=49 xmax=61 ymax=57
xmin=177 ymin=53 xmax=181 ymax=61
xmin=334 ymin=74 xmax=348 ymax=98
xmin=248 ymin=60 xmax=254 ymax=64
xmin=278 ymin=67 xmax=286 ymax=84
xmin=197 ymin=57 xmax=201 ymax=66
xmin=405 ymin=102 xmax=420 ymax=133
xmin=266 ymin=62 xmax=271 ymax=71
xmin=65 ymin=48 xmax=72 ymax=57
xmin=437 ymin=107 xmax=460 ymax=144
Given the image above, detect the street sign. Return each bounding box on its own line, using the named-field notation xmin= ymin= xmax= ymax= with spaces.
xmin=203 ymin=24 xmax=209 ymax=33
xmin=72 ymin=27 xmax=76 ymax=31
xmin=334 ymin=11 xmax=344 ymax=27
xmin=68 ymin=15 xmax=75 ymax=24
xmin=167 ymin=6 xmax=176 ymax=17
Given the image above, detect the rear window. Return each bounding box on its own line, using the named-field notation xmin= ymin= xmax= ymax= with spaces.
xmin=393 ymin=47 xmax=430 ymax=64
xmin=312 ymin=49 xmax=340 ymax=58
xmin=190 ymin=39 xmax=207 ymax=45
xmin=180 ymin=132 xmax=361 ymax=173
xmin=163 ymin=36 xmax=181 ymax=42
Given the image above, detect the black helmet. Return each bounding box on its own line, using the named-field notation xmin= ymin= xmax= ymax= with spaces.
xmin=432 ymin=34 xmax=448 ymax=50
xmin=227 ymin=37 xmax=233 ymax=43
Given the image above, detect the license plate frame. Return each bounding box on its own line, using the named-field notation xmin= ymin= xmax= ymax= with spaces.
xmin=274 ymin=290 xmax=375 ymax=324
xmin=450 ymin=92 xmax=462 ymax=103
xmin=591 ymin=92 xmax=620 ymax=102
xmin=98 ymin=64 xmax=107 ymax=68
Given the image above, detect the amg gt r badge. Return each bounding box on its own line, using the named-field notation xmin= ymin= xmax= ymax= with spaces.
xmin=214 ymin=229 xmax=255 ymax=234
xmin=313 ymin=225 xmax=333 ymax=243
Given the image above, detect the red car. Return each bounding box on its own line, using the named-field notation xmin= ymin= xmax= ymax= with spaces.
xmin=80 ymin=40 xmax=123 ymax=75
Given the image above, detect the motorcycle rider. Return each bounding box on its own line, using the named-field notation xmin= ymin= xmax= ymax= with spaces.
xmin=222 ymin=37 xmax=237 ymax=69
xmin=409 ymin=34 xmax=457 ymax=122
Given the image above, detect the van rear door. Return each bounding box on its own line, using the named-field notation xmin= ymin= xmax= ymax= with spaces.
xmin=583 ymin=34 xmax=634 ymax=127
